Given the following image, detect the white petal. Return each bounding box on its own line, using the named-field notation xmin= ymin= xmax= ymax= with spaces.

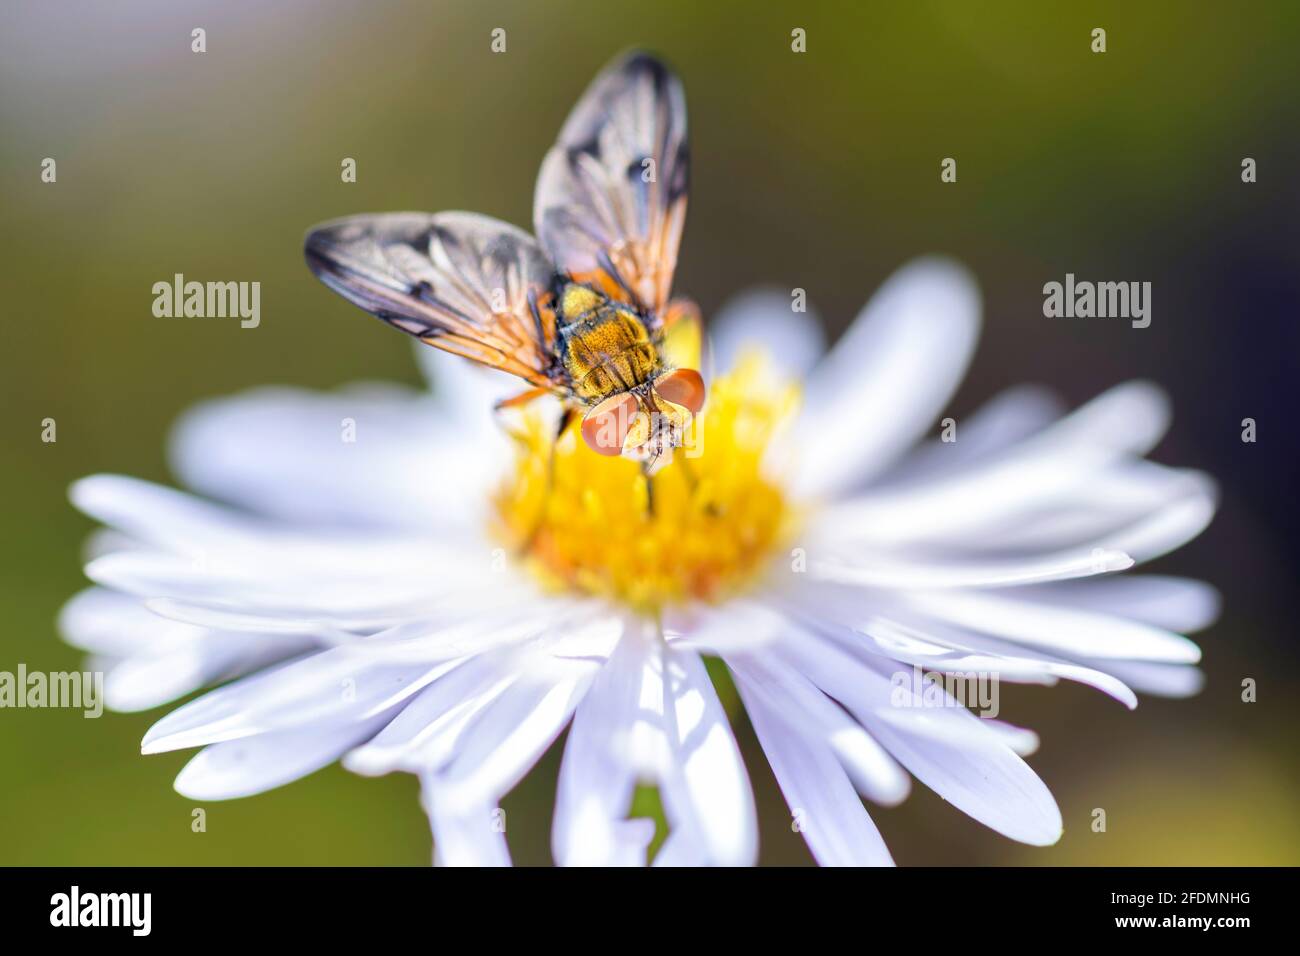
xmin=558 ymin=626 xmax=717 ymax=867
xmin=103 ymin=642 xmax=308 ymax=714
xmin=140 ymin=646 xmax=450 ymax=753
xmin=648 ymin=829 xmax=707 ymax=867
xmin=866 ymin=714 xmax=1061 ymax=845
xmin=1084 ymin=660 xmax=1205 ymax=698
xmin=780 ymin=582 xmax=1141 ymax=707
xmin=344 ymin=652 xmax=519 ymax=777
xmin=422 ymin=775 xmax=511 ymax=867
xmin=1094 ymin=474 xmax=1217 ymax=563
xmin=72 ymin=476 xmax=487 ymax=608
xmin=903 ymin=589 xmax=1201 ymax=664
xmin=774 ymin=626 xmax=1062 ymax=845
xmin=435 ymin=636 xmax=609 ymax=812
xmin=169 ymin=384 xmax=495 ymax=529
xmin=144 ymin=598 xmax=365 ymax=642
xmin=554 ymin=622 xmax=757 ymax=867
xmin=174 ymin=716 xmax=389 ymax=800
xmin=817 ymin=381 xmax=1172 ymax=546
xmin=60 ymin=587 xmax=197 ymax=657
xmin=981 ymin=720 xmax=1041 ymax=756
xmin=60 ymin=588 xmax=311 ymax=712
xmin=947 ymin=462 xmax=1206 ymax=554
xmin=735 ymin=671 xmax=894 ymax=866
xmin=83 ymin=542 xmax=486 ymax=621
xmin=664 ymin=599 xmax=787 ymax=656
xmin=437 ymin=677 xmax=590 ymax=812
xmin=1016 ymin=575 xmax=1220 ymax=634
xmin=726 ymin=648 xmax=909 ymax=805
xmin=706 ymin=287 xmax=825 ymax=381
xmin=103 ymin=652 xmax=218 ymax=713
xmin=553 ymin=620 xmax=659 ymax=867
xmin=655 ymin=646 xmax=758 ymax=866
xmin=81 ymin=527 xmax=141 ymax=561
xmin=848 ymin=615 xmax=1138 ymax=709
xmin=809 ymin=546 xmax=1134 ymax=590
xmin=875 ymin=384 xmax=1064 ymax=487
xmin=794 ymin=257 xmax=981 ymax=497
xmin=71 ymin=475 xmax=257 ymax=558
xmin=353 ymin=607 xmax=585 ymax=666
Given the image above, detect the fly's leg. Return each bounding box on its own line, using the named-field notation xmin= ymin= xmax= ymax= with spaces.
xmin=642 ymin=461 xmax=657 ymax=519
xmin=491 ymin=386 xmax=570 ymax=556
xmin=492 ymin=386 xmax=552 ymax=445
xmin=515 ymin=405 xmax=577 ymax=557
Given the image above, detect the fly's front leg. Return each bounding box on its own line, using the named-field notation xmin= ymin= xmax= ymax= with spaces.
xmin=493 ymin=386 xmax=551 ymax=446
xmin=516 ymin=405 xmax=577 ymax=556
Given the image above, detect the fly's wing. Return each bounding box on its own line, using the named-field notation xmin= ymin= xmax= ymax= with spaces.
xmin=304 ymin=211 xmax=562 ymax=390
xmin=533 ymin=52 xmax=688 ymax=322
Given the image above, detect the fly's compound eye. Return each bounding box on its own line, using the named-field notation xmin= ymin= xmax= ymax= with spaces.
xmin=653 ymin=368 xmax=706 ymax=415
xmin=581 ymin=392 xmax=640 ymax=456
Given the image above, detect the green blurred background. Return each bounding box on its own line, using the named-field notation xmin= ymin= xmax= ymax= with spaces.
xmin=2 ymin=0 xmax=1297 ymax=865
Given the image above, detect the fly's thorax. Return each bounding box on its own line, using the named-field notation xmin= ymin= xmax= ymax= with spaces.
xmin=557 ymin=282 xmax=661 ymax=403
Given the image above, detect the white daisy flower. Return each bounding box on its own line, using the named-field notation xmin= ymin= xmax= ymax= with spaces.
xmin=60 ymin=256 xmax=1217 ymax=866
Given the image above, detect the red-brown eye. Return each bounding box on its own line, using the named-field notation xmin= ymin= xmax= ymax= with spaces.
xmin=580 ymin=392 xmax=639 ymax=455
xmin=654 ymin=368 xmax=706 ymax=414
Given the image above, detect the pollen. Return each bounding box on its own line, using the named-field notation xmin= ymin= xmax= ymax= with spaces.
xmin=491 ymin=353 xmax=801 ymax=614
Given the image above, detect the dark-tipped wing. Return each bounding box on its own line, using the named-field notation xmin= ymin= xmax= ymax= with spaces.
xmin=305 ymin=211 xmax=561 ymax=389
xmin=533 ymin=52 xmax=688 ymax=321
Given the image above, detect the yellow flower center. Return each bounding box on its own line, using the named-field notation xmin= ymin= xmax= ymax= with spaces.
xmin=491 ymin=354 xmax=801 ymax=614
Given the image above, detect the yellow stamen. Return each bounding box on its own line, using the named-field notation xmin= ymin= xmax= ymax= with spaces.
xmin=490 ymin=353 xmax=801 ymax=615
